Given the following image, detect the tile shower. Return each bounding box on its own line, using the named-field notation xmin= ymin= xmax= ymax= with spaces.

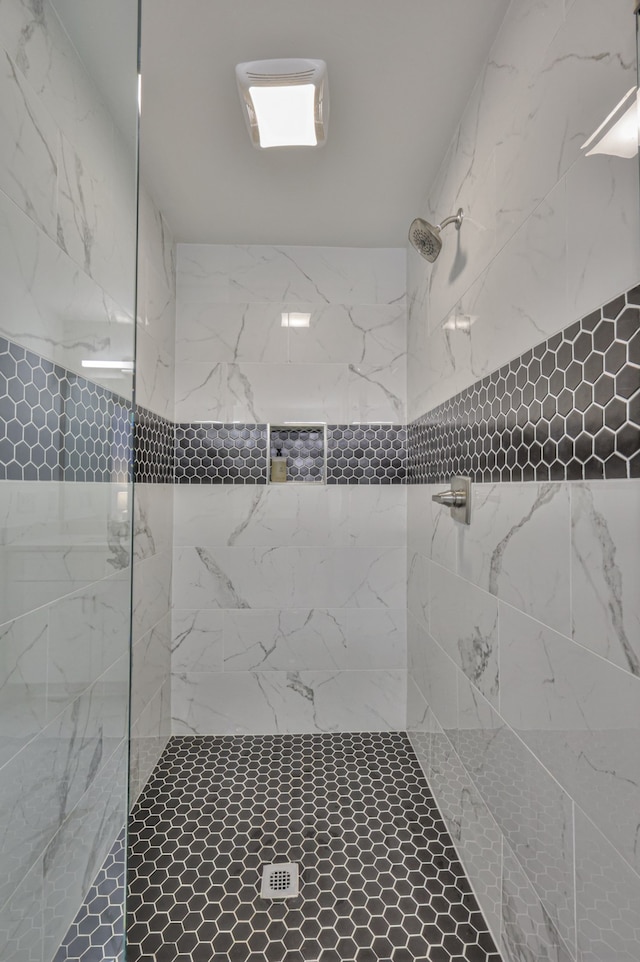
xmin=0 ymin=2 xmax=639 ymax=962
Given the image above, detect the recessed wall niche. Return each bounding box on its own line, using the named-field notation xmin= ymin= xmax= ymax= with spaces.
xmin=268 ymin=424 xmax=327 ymax=483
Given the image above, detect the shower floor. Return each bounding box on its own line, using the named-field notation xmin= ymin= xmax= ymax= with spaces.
xmin=127 ymin=732 xmax=501 ymax=962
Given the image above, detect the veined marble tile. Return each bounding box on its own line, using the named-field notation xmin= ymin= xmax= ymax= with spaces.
xmin=428 ymin=723 xmax=503 ymax=944
xmin=347 ymin=358 xmax=406 ymax=423
xmin=172 ymin=545 xmax=405 ymax=612
xmin=42 ymin=742 xmax=126 ymax=962
xmin=501 ymin=841 xmax=573 ymax=962
xmin=430 ymin=563 xmax=499 ymax=706
xmin=500 ymin=601 xmax=640 ymax=876
xmin=47 ymin=570 xmax=130 ymax=717
xmin=457 ymin=482 xmax=571 ymax=636
xmin=174 ymin=360 xmax=228 ymax=422
xmin=141 ymin=258 xmax=176 ymax=357
xmin=0 ymin=43 xmax=58 ymax=238
xmin=0 ymin=679 xmax=107 ymax=909
xmin=228 ymin=362 xmax=349 ymax=424
xmin=346 ymin=486 xmax=406 ymax=547
xmin=176 ymin=301 xmax=288 ymax=364
xmin=131 ymin=549 xmax=172 ymax=644
xmin=571 ymin=481 xmax=640 ymax=676
xmin=0 ymin=608 xmax=48 ymax=769
xmin=345 ymin=609 xmax=407 ymax=669
xmin=223 ymin=609 xmax=349 ymax=672
xmin=495 ymin=0 xmax=635 ymax=247
xmin=288 ymin=302 xmax=406 ymax=367
xmin=406 ymin=679 xmax=434 ymax=755
xmin=134 ymin=482 xmax=174 ymax=562
xmin=456 ymin=677 xmax=576 ymax=955
xmin=171 ymin=609 xmax=224 ymax=675
xmin=407 ymin=550 xmax=430 ymax=628
xmin=567 ymin=155 xmax=640 ymax=321
xmin=407 ymin=615 xmax=457 ymax=734
xmin=131 ymin=613 xmax=171 ymax=724
xmin=575 ymin=808 xmax=640 ymax=962
xmin=171 ymin=668 xmax=406 ymax=735
xmin=173 ymin=485 xmax=348 ymax=548
xmin=0 ymin=188 xmax=135 ymax=395
xmin=136 ymin=326 xmax=174 ymax=420
xmin=0 ymin=851 xmax=44 ymax=962
xmin=139 ymin=187 xmax=175 ymax=296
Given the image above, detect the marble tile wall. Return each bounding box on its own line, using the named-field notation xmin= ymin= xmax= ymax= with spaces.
xmin=406 ymin=2 xmax=640 ymax=961
xmin=0 ymin=1 xmax=170 ymax=959
xmin=129 ymin=189 xmax=176 ymax=807
xmin=172 ymin=245 xmax=408 ymax=734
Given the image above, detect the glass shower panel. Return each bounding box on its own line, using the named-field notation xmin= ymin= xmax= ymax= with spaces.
xmin=0 ymin=1 xmax=139 ymax=959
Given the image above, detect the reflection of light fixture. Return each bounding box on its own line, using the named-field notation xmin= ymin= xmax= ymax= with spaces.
xmin=236 ymin=59 xmax=328 ymax=149
xmin=82 ymin=359 xmax=134 ymax=372
xmin=281 ymin=312 xmax=311 ymax=328
xmin=582 ymin=86 xmax=638 ymax=159
xmin=444 ymin=313 xmax=477 ymax=332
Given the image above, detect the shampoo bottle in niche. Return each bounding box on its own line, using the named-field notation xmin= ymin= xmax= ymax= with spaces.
xmin=271 ymin=445 xmax=287 ymax=483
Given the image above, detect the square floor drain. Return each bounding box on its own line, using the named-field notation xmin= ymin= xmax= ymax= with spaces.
xmin=260 ymin=862 xmax=299 ymax=899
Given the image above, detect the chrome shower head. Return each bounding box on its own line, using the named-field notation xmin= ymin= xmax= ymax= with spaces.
xmin=408 ymin=208 xmax=464 ymax=262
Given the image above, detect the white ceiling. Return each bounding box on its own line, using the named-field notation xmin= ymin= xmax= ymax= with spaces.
xmin=140 ymin=0 xmax=509 ymax=248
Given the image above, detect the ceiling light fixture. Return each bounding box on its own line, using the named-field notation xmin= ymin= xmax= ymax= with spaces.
xmin=236 ymin=59 xmax=329 ymax=149
xmin=281 ymin=312 xmax=311 ymax=328
xmin=581 ymin=86 xmax=639 ymax=159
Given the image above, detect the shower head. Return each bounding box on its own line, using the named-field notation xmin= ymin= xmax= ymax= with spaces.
xmin=408 ymin=208 xmax=464 ymax=262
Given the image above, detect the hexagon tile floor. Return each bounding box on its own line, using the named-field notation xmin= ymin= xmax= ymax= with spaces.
xmin=127 ymin=732 xmax=502 ymax=962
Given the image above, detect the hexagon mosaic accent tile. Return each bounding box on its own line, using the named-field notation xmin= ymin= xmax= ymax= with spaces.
xmin=0 ymin=337 xmax=132 ymax=482
xmin=327 ymin=425 xmax=407 ymax=484
xmin=408 ymin=288 xmax=640 ymax=484
xmin=53 ymin=832 xmax=125 ymax=962
xmin=175 ymin=423 xmax=269 ymax=484
xmin=127 ymin=732 xmax=502 ymax=962
xmin=135 ymin=406 xmax=174 ymax=484
xmin=270 ymin=427 xmax=326 ymax=483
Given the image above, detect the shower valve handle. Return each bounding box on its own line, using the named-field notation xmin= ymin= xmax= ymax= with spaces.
xmin=431 ymin=476 xmax=472 ymax=525
xmin=432 ymin=489 xmax=466 ymax=508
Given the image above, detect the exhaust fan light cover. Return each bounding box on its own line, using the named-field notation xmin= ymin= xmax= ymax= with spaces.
xmin=236 ymin=58 xmax=329 ymax=149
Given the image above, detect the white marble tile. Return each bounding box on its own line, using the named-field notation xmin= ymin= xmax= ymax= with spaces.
xmin=501 ymin=841 xmax=574 ymax=962
xmin=42 ymin=743 xmax=126 ymax=962
xmin=407 ymin=550 xmax=430 ymax=628
xmin=173 ymin=485 xmax=348 ymax=548
xmin=426 ymin=483 xmax=458 ymax=571
xmin=174 ymin=360 xmax=228 ymax=422
xmin=456 ymin=677 xmax=576 ymax=955
xmin=177 ymin=244 xmax=406 ymax=306
xmin=0 ymin=188 xmax=135 ymax=395
xmin=131 ymin=613 xmax=171 ymax=723
xmin=575 ymin=808 xmax=640 ymax=962
xmin=0 ymin=43 xmax=58 ymax=238
xmin=571 ymin=481 xmax=640 ymax=677
xmin=141 ymin=259 xmax=176 ymax=357
xmin=131 ymin=549 xmax=172 ymax=644
xmin=134 ymin=482 xmax=174 ymax=562
xmin=172 ymin=545 xmax=405 ymax=612
xmin=176 ymin=301 xmax=288 ymax=364
xmin=0 ymin=608 xmax=48 ymax=769
xmin=347 ymin=358 xmax=406 ymax=423
xmin=427 ymin=722 xmax=503 ymax=944
xmin=288 ymin=303 xmax=406 ymax=367
xmin=457 ymin=482 xmax=571 ymax=636
xmin=407 ymin=615 xmax=457 ymax=733
xmin=430 ymin=564 xmax=499 ymax=706
xmin=228 ymin=362 xmax=349 ymax=424
xmin=139 ymin=186 xmax=175 ymax=295
xmin=171 ymin=668 xmax=406 ymax=735
xmin=345 ymin=486 xmax=406 ymax=547
xmin=223 ymin=609 xmax=349 ymax=672
xmin=171 ymin=609 xmax=224 ymax=674
xmin=135 ymin=326 xmax=174 ymax=420
xmin=0 ymin=851 xmax=44 ymax=962
xmin=344 ymin=609 xmax=407 ymax=670
xmin=500 ymin=601 xmax=640 ymax=876
xmin=566 ymin=153 xmax=640 ymax=327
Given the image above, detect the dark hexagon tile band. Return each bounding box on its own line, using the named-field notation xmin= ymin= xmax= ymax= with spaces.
xmin=127 ymin=731 xmax=501 ymax=962
xmin=175 ymin=423 xmax=269 ymax=484
xmin=0 ymin=337 xmax=132 ymax=483
xmin=135 ymin=405 xmax=174 ymax=484
xmin=408 ymin=286 xmax=640 ymax=484
xmin=53 ymin=831 xmax=125 ymax=962
xmin=327 ymin=425 xmax=407 ymax=484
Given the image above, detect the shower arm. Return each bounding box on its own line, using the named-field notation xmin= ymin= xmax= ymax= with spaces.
xmin=437 ymin=208 xmax=464 ymax=232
